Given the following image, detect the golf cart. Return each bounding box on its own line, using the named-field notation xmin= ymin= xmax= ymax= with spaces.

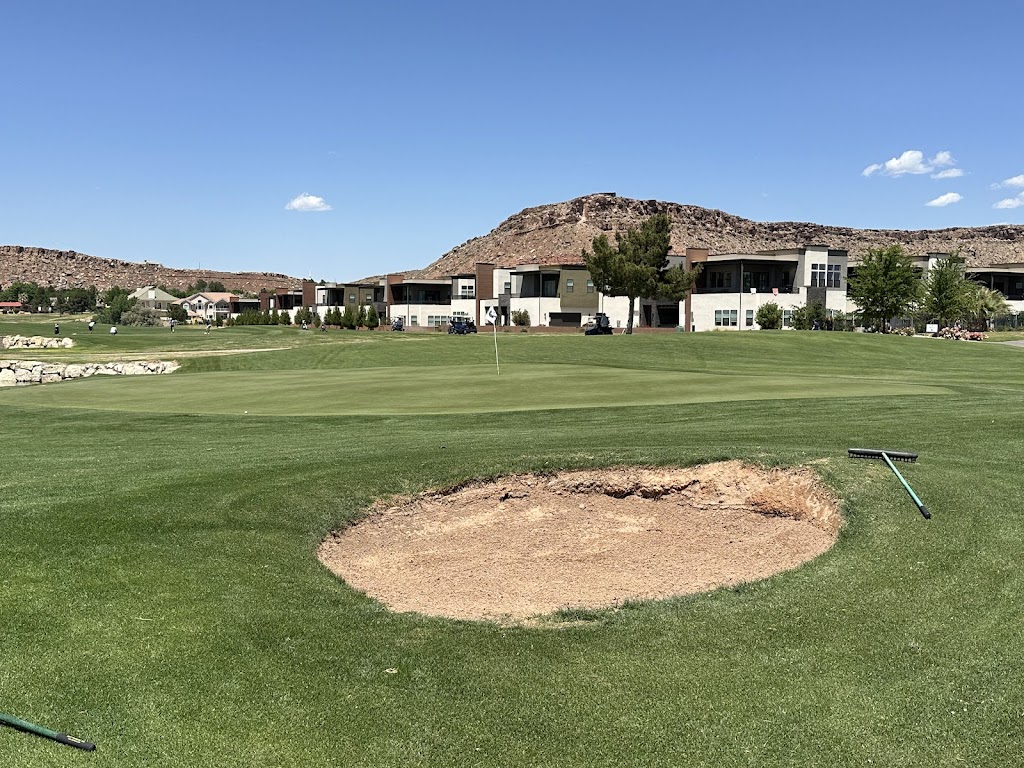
xmin=448 ymin=318 xmax=477 ymax=334
xmin=584 ymin=313 xmax=613 ymax=335
xmin=391 ymin=317 xmax=404 ymax=331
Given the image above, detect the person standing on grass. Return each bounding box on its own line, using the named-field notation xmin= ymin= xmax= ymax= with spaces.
xmin=170 ymin=318 xmax=175 ymax=332
xmin=88 ymin=320 xmax=95 ymax=332
xmin=54 ymin=323 xmax=60 ymax=335
xmin=109 ymin=325 xmax=117 ymax=335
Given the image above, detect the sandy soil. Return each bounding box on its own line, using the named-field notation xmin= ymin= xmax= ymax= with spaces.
xmin=318 ymin=461 xmax=842 ymax=623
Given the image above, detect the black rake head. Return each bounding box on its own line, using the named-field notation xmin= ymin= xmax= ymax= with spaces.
xmin=848 ymin=448 xmax=919 ymax=462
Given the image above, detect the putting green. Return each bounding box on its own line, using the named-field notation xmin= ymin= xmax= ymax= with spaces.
xmin=0 ymin=364 xmax=950 ymax=415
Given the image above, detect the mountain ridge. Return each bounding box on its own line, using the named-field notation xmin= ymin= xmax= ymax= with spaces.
xmin=414 ymin=193 xmax=1024 ymax=278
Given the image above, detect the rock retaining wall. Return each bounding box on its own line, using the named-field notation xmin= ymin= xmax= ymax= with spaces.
xmin=0 ymin=359 xmax=180 ymax=386
xmin=2 ymin=334 xmax=75 ymax=349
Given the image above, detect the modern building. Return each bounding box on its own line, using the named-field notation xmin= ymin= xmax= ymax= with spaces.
xmin=685 ymin=246 xmax=849 ymax=330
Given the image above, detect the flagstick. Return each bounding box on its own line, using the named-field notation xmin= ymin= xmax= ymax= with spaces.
xmin=492 ymin=319 xmax=500 ymax=376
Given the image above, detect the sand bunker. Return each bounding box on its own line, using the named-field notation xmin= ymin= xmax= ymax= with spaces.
xmin=318 ymin=461 xmax=841 ymax=622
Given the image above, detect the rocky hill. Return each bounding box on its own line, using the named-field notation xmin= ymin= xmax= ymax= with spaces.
xmin=0 ymin=245 xmax=301 ymax=293
xmin=417 ymin=193 xmax=1024 ymax=277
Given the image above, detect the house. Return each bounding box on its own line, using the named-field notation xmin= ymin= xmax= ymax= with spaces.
xmin=128 ymin=286 xmax=179 ymax=316
xmin=175 ymin=292 xmax=241 ymax=323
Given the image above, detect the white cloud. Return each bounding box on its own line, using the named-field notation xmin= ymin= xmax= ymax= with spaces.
xmin=863 ymin=149 xmax=957 ymax=177
xmin=926 ymin=192 xmax=962 ymax=207
xmin=992 ymin=174 xmax=1024 ymax=189
xmin=994 ymin=192 xmax=1024 ymax=209
xmin=932 ymin=168 xmax=963 ymax=179
xmin=284 ymin=193 xmax=332 ymax=212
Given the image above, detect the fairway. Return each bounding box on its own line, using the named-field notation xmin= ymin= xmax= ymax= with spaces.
xmin=3 ymin=325 xmax=1023 ymax=767
xmin=0 ymin=363 xmax=950 ymax=415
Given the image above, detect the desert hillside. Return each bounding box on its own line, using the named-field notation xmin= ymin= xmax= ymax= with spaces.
xmin=415 ymin=193 xmax=1024 ymax=277
xmin=6 ymin=193 xmax=1024 ymax=290
xmin=0 ymin=245 xmax=300 ymax=293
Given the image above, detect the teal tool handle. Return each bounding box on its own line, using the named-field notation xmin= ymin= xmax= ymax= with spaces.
xmin=882 ymin=452 xmax=931 ymax=519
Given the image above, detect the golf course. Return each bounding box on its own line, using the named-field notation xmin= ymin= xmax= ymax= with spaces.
xmin=2 ymin=315 xmax=1023 ymax=766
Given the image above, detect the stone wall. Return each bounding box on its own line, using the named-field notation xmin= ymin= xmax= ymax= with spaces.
xmin=0 ymin=359 xmax=180 ymax=386
xmin=2 ymin=334 xmax=75 ymax=350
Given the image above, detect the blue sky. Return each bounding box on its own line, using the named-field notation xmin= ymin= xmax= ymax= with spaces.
xmin=3 ymin=0 xmax=1021 ymax=281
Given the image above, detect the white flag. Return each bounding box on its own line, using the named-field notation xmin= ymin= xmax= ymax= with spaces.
xmin=485 ymin=306 xmax=497 ymax=325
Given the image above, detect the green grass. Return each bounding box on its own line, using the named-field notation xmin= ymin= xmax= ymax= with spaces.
xmin=2 ymin=318 xmax=1023 ymax=766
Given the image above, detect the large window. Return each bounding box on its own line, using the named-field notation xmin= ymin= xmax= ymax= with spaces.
xmin=827 ymin=264 xmax=842 ymax=288
xmin=426 ymin=315 xmax=450 ymax=327
xmin=460 ymin=285 xmax=475 ymax=299
xmin=811 ymin=263 xmax=825 ymax=288
xmin=714 ymin=309 xmax=738 ymax=327
xmin=710 ymin=271 xmax=733 ymax=289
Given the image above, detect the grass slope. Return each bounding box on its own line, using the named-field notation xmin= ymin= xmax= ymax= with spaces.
xmin=2 ymin=318 xmax=1023 ymax=766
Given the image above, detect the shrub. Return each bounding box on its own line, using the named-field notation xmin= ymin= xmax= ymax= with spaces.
xmin=754 ymin=303 xmax=782 ymax=330
xmin=365 ymin=305 xmax=379 ymax=329
xmin=119 ymin=303 xmax=162 ymax=327
xmin=511 ymin=309 xmax=530 ymax=327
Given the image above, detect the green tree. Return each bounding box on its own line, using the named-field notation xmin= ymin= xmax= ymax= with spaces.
xmin=755 ymin=302 xmax=783 ymax=330
xmin=270 ymin=308 xmax=280 ymax=325
xmin=968 ymin=284 xmax=1010 ymax=328
xmin=95 ymin=287 xmax=135 ymax=324
xmin=511 ymin=309 xmax=530 ymax=326
xmin=206 ymin=281 xmax=226 ymax=293
xmin=167 ymin=304 xmax=188 ymax=323
xmin=921 ymin=254 xmax=975 ymax=326
xmin=365 ymin=305 xmax=379 ymax=329
xmin=791 ymin=301 xmax=826 ymax=331
xmin=356 ymin=305 xmax=366 ymax=328
xmin=57 ymin=287 xmax=97 ymax=314
xmin=582 ymin=213 xmax=698 ymax=334
xmin=847 ymin=245 xmax=921 ymax=331
xmin=341 ymin=305 xmax=357 ymax=329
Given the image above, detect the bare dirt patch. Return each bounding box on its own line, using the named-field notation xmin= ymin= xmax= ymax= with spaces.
xmin=318 ymin=461 xmax=842 ymax=623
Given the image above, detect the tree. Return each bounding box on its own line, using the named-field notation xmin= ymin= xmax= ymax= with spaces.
xmin=120 ymin=302 xmax=162 ymax=326
xmin=755 ymin=302 xmax=783 ymax=330
xmin=365 ymin=305 xmax=379 ymax=329
xmin=921 ymin=254 xmax=975 ymax=327
xmin=95 ymin=287 xmax=135 ymax=324
xmin=582 ymin=213 xmax=699 ymax=334
xmin=791 ymin=301 xmax=826 ymax=330
xmin=167 ymin=304 xmax=188 ymax=323
xmin=206 ymin=281 xmax=226 ymax=293
xmin=968 ymin=284 xmax=1010 ymax=328
xmin=341 ymin=305 xmax=357 ymax=329
xmin=847 ymin=245 xmax=921 ymax=330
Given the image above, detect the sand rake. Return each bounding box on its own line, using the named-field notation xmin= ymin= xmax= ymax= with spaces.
xmin=0 ymin=711 xmax=95 ymax=751
xmin=848 ymin=448 xmax=931 ymax=520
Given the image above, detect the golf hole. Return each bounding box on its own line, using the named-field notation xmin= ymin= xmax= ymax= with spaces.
xmin=318 ymin=461 xmax=842 ymax=623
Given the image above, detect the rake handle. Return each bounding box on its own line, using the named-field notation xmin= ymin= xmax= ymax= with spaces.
xmin=881 ymin=452 xmax=931 ymax=520
xmin=0 ymin=712 xmax=96 ymax=751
